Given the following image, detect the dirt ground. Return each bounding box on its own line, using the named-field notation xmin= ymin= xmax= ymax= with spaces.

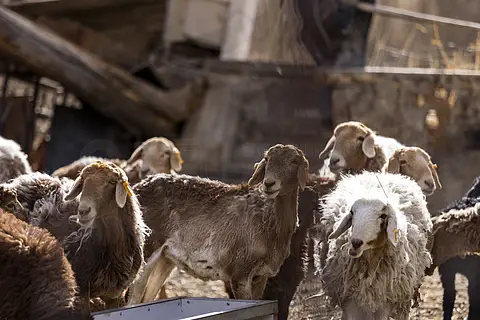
xmin=162 ymin=267 xmax=469 ymax=319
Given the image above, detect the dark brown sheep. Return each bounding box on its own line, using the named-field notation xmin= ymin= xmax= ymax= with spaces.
xmin=51 ymin=137 xmax=183 ymax=184
xmin=0 ymin=163 xmax=150 ymax=311
xmin=127 ymin=144 xmax=309 ymax=304
xmin=0 ymin=210 xmax=92 ymax=320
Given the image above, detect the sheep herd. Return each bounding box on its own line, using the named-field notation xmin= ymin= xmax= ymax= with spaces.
xmin=0 ymin=121 xmax=479 ymax=320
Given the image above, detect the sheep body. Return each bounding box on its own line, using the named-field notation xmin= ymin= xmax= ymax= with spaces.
xmin=0 ymin=210 xmax=92 ymax=320
xmin=320 ymin=171 xmax=432 ymax=318
xmin=0 ymin=136 xmax=32 ymax=183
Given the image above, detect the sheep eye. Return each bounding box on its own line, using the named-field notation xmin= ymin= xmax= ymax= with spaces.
xmin=109 ymin=180 xmax=117 ymax=185
xmin=6 ymin=203 xmax=15 ymax=210
xmin=350 ymin=210 xmax=354 ymax=215
xmin=400 ymin=160 xmax=407 ymax=165
xmin=380 ymin=213 xmax=387 ymax=219
xmin=357 ymin=136 xmax=365 ymax=142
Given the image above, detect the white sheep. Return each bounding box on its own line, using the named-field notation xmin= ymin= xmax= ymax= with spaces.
xmin=319 ymin=171 xmax=432 ymax=319
xmin=0 ymin=135 xmax=32 ymax=183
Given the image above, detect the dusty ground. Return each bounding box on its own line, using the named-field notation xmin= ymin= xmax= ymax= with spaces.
xmin=162 ymin=267 xmax=469 ymax=319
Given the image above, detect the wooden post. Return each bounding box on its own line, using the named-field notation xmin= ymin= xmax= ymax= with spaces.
xmin=0 ymin=5 xmax=197 ymax=137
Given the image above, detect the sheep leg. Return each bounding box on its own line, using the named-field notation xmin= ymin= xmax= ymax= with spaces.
xmin=230 ymin=277 xmax=253 ymax=300
xmin=251 ymin=276 xmax=268 ymax=300
xmin=439 ymin=263 xmax=456 ymax=320
xmin=155 ymin=286 xmax=168 ymax=300
xmin=341 ymin=300 xmax=368 ymax=320
xmin=276 ymin=293 xmax=292 ymax=320
xmin=467 ymin=274 xmax=480 ymax=319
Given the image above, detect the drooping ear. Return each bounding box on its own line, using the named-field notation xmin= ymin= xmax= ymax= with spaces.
xmin=169 ymin=145 xmax=184 ymax=172
xmin=386 ymin=154 xmax=401 ymax=174
xmin=126 ymin=143 xmax=144 ymax=166
xmin=248 ymin=158 xmax=266 ymax=186
xmin=297 ymin=158 xmax=309 ymax=191
xmin=362 ymin=134 xmax=376 ymax=158
xmin=115 ymin=180 xmax=129 ymax=208
xmin=328 ymin=211 xmax=352 ymax=239
xmin=319 ymin=135 xmax=336 ymax=160
xmin=428 ymin=161 xmax=442 ymax=189
xmin=65 ymin=177 xmax=84 ymax=201
xmin=386 ymin=203 xmax=407 ymax=247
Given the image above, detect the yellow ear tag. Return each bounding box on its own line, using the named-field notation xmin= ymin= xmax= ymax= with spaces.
xmin=123 ymin=181 xmax=133 ymax=197
xmin=433 ymin=164 xmax=438 ymax=169
xmin=393 ymin=228 xmax=399 ymax=243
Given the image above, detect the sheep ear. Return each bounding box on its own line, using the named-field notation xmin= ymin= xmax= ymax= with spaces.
xmin=328 ymin=212 xmax=352 ymax=239
xmin=386 ymin=204 xmax=407 ymax=247
xmin=169 ymin=145 xmax=184 ymax=172
xmin=297 ymin=158 xmax=309 ymax=191
xmin=319 ymin=135 xmax=335 ymax=160
xmin=387 ymin=155 xmax=400 ymax=174
xmin=362 ymin=134 xmax=376 ymax=158
xmin=428 ymin=161 xmax=442 ymax=189
xmin=126 ymin=144 xmax=143 ymax=166
xmin=115 ymin=181 xmax=128 ymax=208
xmin=248 ymin=159 xmax=266 ymax=186
xmin=65 ymin=177 xmax=83 ymax=201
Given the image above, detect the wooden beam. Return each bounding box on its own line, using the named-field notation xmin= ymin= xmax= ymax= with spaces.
xmin=351 ymin=1 xmax=480 ymax=31
xmin=6 ymin=0 xmax=159 ymax=16
xmin=0 ymin=5 xmax=193 ymax=137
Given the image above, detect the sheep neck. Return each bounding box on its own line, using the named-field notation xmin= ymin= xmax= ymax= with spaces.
xmin=272 ymin=187 xmax=299 ymax=239
xmin=94 ymin=203 xmax=132 ymax=250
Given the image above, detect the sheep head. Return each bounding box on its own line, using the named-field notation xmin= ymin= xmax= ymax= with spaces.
xmin=125 ymin=137 xmax=183 ymax=178
xmin=0 ymin=184 xmax=26 ymax=220
xmin=318 ymin=121 xmax=377 ymax=173
xmin=248 ymin=144 xmax=309 ymax=199
xmin=328 ymin=197 xmax=407 ymax=258
xmin=387 ymin=147 xmax=442 ymax=196
xmin=64 ymin=161 xmax=133 ymax=228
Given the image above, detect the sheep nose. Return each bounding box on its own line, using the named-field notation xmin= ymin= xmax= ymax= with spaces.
xmin=425 ymin=180 xmax=434 ymax=189
xmin=264 ymin=179 xmax=276 ymax=189
xmin=330 ymin=157 xmax=340 ymax=166
xmin=351 ymin=238 xmax=363 ymax=249
xmin=78 ymin=207 xmax=91 ymax=217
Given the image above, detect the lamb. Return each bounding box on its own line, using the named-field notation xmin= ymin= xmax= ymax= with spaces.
xmin=126 ymin=144 xmax=309 ymax=304
xmin=0 ymin=210 xmax=92 ymax=320
xmin=426 ymin=177 xmax=480 ymax=319
xmin=0 ymin=162 xmax=150 ymax=310
xmin=318 ymin=121 xmax=441 ymax=196
xmin=320 ymin=171 xmax=432 ymax=319
xmin=51 ymin=137 xmax=183 ymax=184
xmin=0 ymin=135 xmax=32 ymax=183
xmin=223 ymin=186 xmax=318 ymax=320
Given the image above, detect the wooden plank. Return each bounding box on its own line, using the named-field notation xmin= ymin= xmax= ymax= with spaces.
xmin=6 ymin=0 xmax=159 ymax=16
xmin=351 ymin=1 xmax=480 ymax=31
xmin=0 ymin=5 xmax=199 ymax=137
xmin=35 ymin=16 xmax=142 ymax=69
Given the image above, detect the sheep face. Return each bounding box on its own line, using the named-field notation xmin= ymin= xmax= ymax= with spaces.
xmin=318 ymin=121 xmax=376 ymax=173
xmin=329 ymin=197 xmax=407 ymax=258
xmin=64 ymin=161 xmax=133 ymax=228
xmin=248 ymin=144 xmax=309 ymax=199
xmin=0 ymin=185 xmax=26 ymax=220
xmin=126 ymin=137 xmax=183 ymax=177
xmin=387 ymin=147 xmax=442 ymax=196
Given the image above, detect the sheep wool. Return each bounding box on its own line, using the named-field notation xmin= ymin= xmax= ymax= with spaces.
xmin=320 ymin=171 xmax=432 ymax=317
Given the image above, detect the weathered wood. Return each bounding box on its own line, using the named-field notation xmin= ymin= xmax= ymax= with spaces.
xmin=0 ymin=5 xmax=200 ymax=137
xmin=35 ymin=16 xmax=142 ymax=69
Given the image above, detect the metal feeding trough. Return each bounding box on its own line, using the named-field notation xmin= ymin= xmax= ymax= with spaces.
xmin=92 ymin=297 xmax=278 ymax=320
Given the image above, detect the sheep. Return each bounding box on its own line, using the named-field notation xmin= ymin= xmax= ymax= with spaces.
xmin=0 ymin=210 xmax=92 ymax=320
xmin=427 ymin=177 xmax=480 ymax=319
xmin=320 ymin=171 xmax=432 ymax=319
xmin=0 ymin=135 xmax=32 ymax=183
xmin=51 ymin=137 xmax=183 ymax=184
xmin=223 ymin=186 xmax=318 ymax=320
xmin=126 ymin=144 xmax=309 ymax=304
xmin=318 ymin=121 xmax=441 ymax=196
xmin=0 ymin=162 xmax=150 ymax=310
xmin=386 ymin=146 xmax=442 ymax=196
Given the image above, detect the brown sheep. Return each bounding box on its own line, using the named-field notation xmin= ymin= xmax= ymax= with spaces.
xmin=127 ymin=144 xmax=309 ymax=304
xmin=0 ymin=163 xmax=150 ymax=311
xmin=0 ymin=135 xmax=32 ymax=184
xmin=51 ymin=137 xmax=183 ymax=184
xmin=223 ymin=186 xmax=317 ymax=320
xmin=0 ymin=210 xmax=92 ymax=320
xmin=386 ymin=146 xmax=442 ymax=196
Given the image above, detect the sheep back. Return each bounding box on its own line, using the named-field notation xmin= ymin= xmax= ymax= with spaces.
xmin=320 ymin=171 xmax=432 ymax=316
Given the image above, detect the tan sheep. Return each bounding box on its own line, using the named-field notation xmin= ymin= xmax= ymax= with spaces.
xmin=386 ymin=146 xmax=442 ymax=196
xmin=52 ymin=137 xmax=183 ymax=184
